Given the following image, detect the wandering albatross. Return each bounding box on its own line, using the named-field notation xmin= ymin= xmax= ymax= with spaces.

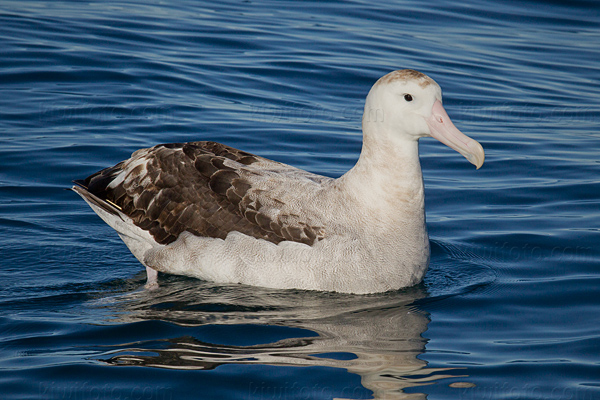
xmin=72 ymin=69 xmax=484 ymax=294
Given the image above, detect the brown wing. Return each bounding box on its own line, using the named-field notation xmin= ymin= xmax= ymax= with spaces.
xmin=73 ymin=141 xmax=324 ymax=246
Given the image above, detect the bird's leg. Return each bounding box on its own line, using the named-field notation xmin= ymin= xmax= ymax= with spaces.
xmin=144 ymin=266 xmax=159 ymax=290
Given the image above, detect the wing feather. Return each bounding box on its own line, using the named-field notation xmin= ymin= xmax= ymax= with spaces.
xmin=75 ymin=141 xmax=325 ymax=246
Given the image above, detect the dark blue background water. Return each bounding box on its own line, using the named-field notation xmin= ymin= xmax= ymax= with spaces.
xmin=1 ymin=0 xmax=599 ymax=399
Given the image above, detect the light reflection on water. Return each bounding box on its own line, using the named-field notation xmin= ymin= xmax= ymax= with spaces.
xmin=92 ymin=280 xmax=459 ymax=399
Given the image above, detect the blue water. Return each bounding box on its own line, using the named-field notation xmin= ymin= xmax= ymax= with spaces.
xmin=1 ymin=0 xmax=599 ymax=399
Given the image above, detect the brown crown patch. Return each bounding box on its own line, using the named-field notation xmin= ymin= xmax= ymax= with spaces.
xmin=375 ymin=69 xmax=434 ymax=88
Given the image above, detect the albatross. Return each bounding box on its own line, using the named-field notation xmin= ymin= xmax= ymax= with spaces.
xmin=72 ymin=69 xmax=484 ymax=294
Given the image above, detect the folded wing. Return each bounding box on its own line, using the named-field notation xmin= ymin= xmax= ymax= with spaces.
xmin=73 ymin=141 xmax=326 ymax=246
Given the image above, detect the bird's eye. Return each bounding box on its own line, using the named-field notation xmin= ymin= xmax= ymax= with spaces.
xmin=404 ymin=94 xmax=413 ymax=102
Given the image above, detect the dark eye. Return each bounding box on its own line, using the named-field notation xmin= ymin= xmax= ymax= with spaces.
xmin=404 ymin=94 xmax=413 ymax=102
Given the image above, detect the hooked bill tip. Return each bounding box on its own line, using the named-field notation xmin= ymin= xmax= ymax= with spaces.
xmin=468 ymin=141 xmax=485 ymax=169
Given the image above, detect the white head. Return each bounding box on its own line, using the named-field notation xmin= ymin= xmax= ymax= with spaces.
xmin=363 ymin=69 xmax=484 ymax=169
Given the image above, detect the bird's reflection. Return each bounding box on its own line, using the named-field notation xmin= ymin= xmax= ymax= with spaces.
xmin=93 ymin=277 xmax=459 ymax=399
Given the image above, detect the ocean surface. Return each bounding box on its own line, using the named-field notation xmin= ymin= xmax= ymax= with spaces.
xmin=1 ymin=0 xmax=599 ymax=399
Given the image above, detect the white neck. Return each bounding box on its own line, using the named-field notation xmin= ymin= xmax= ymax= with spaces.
xmin=331 ymin=122 xmax=430 ymax=278
xmin=335 ymin=124 xmax=425 ymax=222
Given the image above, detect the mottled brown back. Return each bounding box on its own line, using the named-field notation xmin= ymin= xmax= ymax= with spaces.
xmin=74 ymin=141 xmax=323 ymax=246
